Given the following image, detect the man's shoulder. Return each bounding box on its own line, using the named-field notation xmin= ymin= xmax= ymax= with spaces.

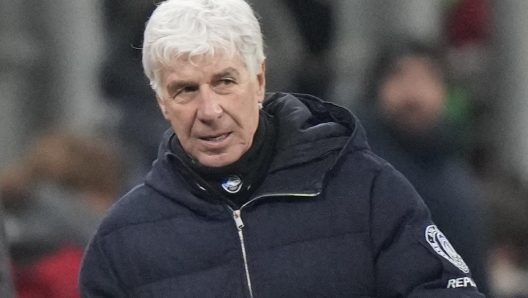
xmin=95 ymin=183 xmax=183 ymax=238
xmin=342 ymin=144 xmax=389 ymax=174
xmin=335 ymin=146 xmax=422 ymax=204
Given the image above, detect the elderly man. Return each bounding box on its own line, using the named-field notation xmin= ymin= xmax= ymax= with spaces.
xmin=79 ymin=0 xmax=485 ymax=297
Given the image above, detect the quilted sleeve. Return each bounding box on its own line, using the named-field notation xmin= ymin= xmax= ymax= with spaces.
xmin=370 ymin=163 xmax=485 ymax=298
xmin=79 ymin=235 xmax=127 ymax=298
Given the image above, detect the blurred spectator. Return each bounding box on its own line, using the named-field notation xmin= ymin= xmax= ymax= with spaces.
xmin=281 ymin=0 xmax=336 ymax=99
xmin=353 ymin=38 xmax=490 ymax=295
xmin=246 ymin=0 xmax=303 ymax=93
xmin=249 ymin=0 xmax=337 ymax=97
xmin=100 ymin=0 xmax=168 ymax=178
xmin=0 ymin=130 xmax=126 ymax=298
xmin=483 ymin=170 xmax=528 ymax=298
xmin=0 ymin=204 xmax=15 ymax=298
xmin=443 ymin=0 xmax=493 ymax=172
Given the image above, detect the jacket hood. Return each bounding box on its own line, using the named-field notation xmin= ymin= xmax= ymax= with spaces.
xmin=263 ymin=93 xmax=369 ymax=171
xmin=144 ymin=93 xmax=369 ymax=209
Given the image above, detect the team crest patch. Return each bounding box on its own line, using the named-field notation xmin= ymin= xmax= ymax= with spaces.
xmin=425 ymin=225 xmax=469 ymax=273
xmin=222 ymin=175 xmax=243 ymax=193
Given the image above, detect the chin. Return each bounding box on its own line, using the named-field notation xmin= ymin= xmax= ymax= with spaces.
xmin=197 ymin=153 xmax=240 ymax=168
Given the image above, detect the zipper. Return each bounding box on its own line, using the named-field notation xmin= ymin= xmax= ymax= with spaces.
xmin=229 ymin=191 xmax=320 ymax=298
xmin=232 ymin=210 xmax=253 ymax=298
xmin=241 ymin=192 xmax=320 ymax=209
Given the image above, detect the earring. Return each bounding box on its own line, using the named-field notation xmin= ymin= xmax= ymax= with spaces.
xmin=258 ymin=102 xmax=263 ymax=109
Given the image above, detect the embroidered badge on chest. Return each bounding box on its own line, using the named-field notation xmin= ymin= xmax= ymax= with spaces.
xmin=222 ymin=175 xmax=243 ymax=193
xmin=425 ymin=225 xmax=469 ymax=273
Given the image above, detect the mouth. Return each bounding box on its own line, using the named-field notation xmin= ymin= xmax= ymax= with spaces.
xmin=199 ymin=132 xmax=231 ymax=143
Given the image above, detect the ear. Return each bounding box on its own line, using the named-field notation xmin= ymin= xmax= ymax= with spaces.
xmin=157 ymin=96 xmax=170 ymax=120
xmin=256 ymin=62 xmax=266 ymax=102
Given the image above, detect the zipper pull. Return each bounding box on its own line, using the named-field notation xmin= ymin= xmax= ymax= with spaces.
xmin=233 ymin=210 xmax=244 ymax=230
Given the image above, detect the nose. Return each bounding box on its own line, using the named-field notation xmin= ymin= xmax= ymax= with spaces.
xmin=196 ymin=85 xmax=223 ymax=122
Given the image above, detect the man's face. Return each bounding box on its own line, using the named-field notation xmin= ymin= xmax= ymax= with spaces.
xmin=157 ymin=54 xmax=265 ymax=167
xmin=379 ymin=56 xmax=446 ymax=135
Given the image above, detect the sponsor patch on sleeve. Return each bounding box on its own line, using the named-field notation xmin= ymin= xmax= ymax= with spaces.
xmin=425 ymin=225 xmax=470 ymax=274
xmin=447 ymin=277 xmax=477 ymax=288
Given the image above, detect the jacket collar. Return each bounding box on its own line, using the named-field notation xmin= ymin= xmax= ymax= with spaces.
xmin=144 ymin=93 xmax=370 ymax=211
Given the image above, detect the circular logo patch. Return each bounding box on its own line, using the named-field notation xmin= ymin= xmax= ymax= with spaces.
xmin=222 ymin=175 xmax=243 ymax=193
xmin=425 ymin=225 xmax=469 ymax=273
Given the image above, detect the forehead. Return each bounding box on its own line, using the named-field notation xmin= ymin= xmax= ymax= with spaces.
xmin=396 ymin=56 xmax=440 ymax=76
xmin=162 ymin=53 xmax=248 ymax=79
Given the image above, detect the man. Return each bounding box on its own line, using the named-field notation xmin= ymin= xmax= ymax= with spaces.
xmin=79 ymin=0 xmax=485 ymax=297
xmin=355 ymin=39 xmax=490 ymax=296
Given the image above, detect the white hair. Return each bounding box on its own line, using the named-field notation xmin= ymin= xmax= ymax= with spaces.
xmin=142 ymin=0 xmax=265 ymax=97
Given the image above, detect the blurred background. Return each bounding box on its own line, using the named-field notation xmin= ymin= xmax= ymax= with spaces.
xmin=1 ymin=0 xmax=528 ymax=297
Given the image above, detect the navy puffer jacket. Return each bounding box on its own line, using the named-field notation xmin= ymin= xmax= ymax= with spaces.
xmin=80 ymin=93 xmax=484 ymax=297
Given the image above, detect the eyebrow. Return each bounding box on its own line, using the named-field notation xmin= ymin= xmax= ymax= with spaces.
xmin=212 ymin=67 xmax=240 ymax=80
xmin=166 ymin=67 xmax=241 ymax=95
xmin=167 ymin=80 xmax=196 ymax=96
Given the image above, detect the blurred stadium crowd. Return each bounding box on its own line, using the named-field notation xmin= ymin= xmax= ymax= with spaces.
xmin=1 ymin=0 xmax=528 ymax=297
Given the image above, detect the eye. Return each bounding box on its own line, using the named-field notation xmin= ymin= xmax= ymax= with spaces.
xmin=212 ymin=78 xmax=236 ymax=94
xmin=218 ymin=79 xmax=235 ymax=86
xmin=173 ymin=85 xmax=198 ymax=98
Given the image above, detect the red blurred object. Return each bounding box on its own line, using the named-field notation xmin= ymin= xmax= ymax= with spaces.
xmin=446 ymin=0 xmax=490 ymax=46
xmin=14 ymin=245 xmax=84 ymax=298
